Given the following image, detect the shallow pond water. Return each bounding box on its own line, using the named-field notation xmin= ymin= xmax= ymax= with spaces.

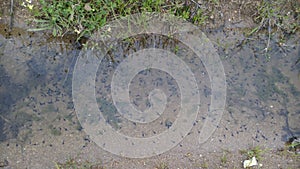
xmin=0 ymin=17 xmax=299 ymax=168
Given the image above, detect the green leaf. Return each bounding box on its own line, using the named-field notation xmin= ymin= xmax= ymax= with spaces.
xmin=32 ymin=19 xmax=50 ymax=23
xmin=28 ymin=27 xmax=51 ymax=32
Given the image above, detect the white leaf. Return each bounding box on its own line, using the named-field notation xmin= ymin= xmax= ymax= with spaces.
xmin=243 ymin=156 xmax=258 ymax=168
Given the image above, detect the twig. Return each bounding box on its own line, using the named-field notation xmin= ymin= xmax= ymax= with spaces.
xmin=263 ymin=19 xmax=271 ymax=53
xmin=9 ymin=0 xmax=14 ymax=31
xmin=190 ymin=0 xmax=202 ymax=8
xmin=0 ymin=114 xmax=11 ymax=124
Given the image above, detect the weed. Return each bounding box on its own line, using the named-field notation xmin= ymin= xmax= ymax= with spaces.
xmin=248 ymin=0 xmax=300 ymax=53
xmin=220 ymin=151 xmax=227 ymax=165
xmin=155 ymin=162 xmax=169 ymax=169
xmin=200 ymin=162 xmax=209 ymax=168
xmin=240 ymin=146 xmax=267 ymax=161
xmin=54 ymin=158 xmax=104 ymax=169
xmin=25 ymin=0 xmax=210 ymax=40
xmin=288 ymin=141 xmax=300 ymax=150
xmin=173 ymin=45 xmax=179 ymax=54
xmin=285 ymin=137 xmax=300 ymax=154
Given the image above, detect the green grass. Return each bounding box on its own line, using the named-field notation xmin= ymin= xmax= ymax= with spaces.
xmin=240 ymin=146 xmax=267 ymax=161
xmin=27 ymin=0 xmax=209 ymax=40
xmin=248 ymin=0 xmax=300 ymax=52
xmin=252 ymin=0 xmax=299 ymax=34
xmin=21 ymin=0 xmax=299 ymax=54
xmin=220 ymin=151 xmax=227 ymax=165
xmin=285 ymin=137 xmax=300 ymax=154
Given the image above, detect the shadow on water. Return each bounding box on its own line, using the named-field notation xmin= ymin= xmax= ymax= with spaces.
xmin=0 ymin=23 xmax=82 ymax=141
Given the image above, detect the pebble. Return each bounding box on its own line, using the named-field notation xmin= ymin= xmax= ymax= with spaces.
xmin=0 ymin=159 xmax=8 ymax=167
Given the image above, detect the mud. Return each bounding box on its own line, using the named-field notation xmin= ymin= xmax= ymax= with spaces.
xmin=0 ymin=1 xmax=299 ymax=169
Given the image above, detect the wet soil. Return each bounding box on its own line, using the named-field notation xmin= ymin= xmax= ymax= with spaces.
xmin=0 ymin=0 xmax=299 ymax=169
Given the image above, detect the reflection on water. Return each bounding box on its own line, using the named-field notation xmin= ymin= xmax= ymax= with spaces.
xmin=0 ymin=22 xmax=299 ymax=168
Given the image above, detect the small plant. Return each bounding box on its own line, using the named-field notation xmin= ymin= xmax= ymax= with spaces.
xmin=54 ymin=158 xmax=104 ymax=169
xmin=155 ymin=162 xmax=169 ymax=169
xmin=220 ymin=151 xmax=227 ymax=165
xmin=240 ymin=146 xmax=267 ymax=161
xmin=201 ymin=162 xmax=209 ymax=169
xmin=285 ymin=137 xmax=300 ymax=154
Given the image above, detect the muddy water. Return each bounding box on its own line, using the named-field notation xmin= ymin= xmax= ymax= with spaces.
xmin=0 ymin=21 xmax=299 ymax=168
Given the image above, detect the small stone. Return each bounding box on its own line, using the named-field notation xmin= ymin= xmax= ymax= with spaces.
xmin=165 ymin=119 xmax=172 ymax=128
xmin=84 ymin=3 xmax=92 ymax=11
xmin=0 ymin=159 xmax=9 ymax=167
